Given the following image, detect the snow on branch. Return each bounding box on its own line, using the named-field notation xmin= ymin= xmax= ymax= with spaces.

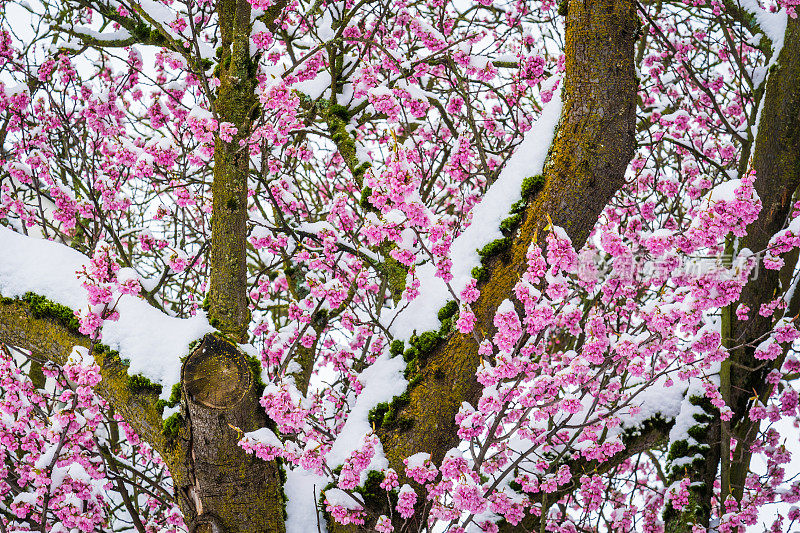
xmin=0 ymin=226 xmax=211 ymax=398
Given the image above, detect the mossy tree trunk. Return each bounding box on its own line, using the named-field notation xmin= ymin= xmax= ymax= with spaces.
xmin=726 ymin=15 xmax=800 ymax=505
xmin=207 ymin=0 xmax=256 ymax=342
xmin=169 ymin=333 xmax=286 ymax=533
xmin=172 ymin=1 xmax=289 ymax=531
xmin=661 ymin=16 xmax=800 ymax=533
xmin=372 ymin=0 xmax=640 ymax=528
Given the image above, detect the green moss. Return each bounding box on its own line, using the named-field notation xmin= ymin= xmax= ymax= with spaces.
xmin=368 ymin=392 xmax=415 ymax=431
xmin=403 ymin=347 xmax=419 ymax=363
xmin=389 ymin=340 xmax=405 ymax=357
xmin=404 ymin=357 xmax=419 ymax=380
xmin=472 ymin=265 xmax=488 ymax=282
xmin=91 ymin=342 xmax=121 ymax=364
xmin=162 ymin=412 xmax=183 ymax=439
xmin=272 ymin=457 xmax=289 ymax=521
xmin=168 ymin=382 xmax=181 ymax=405
xmin=354 ymin=162 xmax=372 ymax=182
xmin=686 ymin=425 xmax=707 ymax=441
xmin=667 ymin=439 xmax=689 ymax=463
xmin=521 ymin=174 xmax=546 ymax=198
xmin=354 ymin=470 xmax=386 ymax=507
xmin=378 ymin=242 xmax=408 ymax=304
xmin=247 ymin=354 xmax=266 ymax=391
xmin=128 ymin=374 xmax=163 ymax=395
xmin=369 ymin=401 xmax=390 ymax=428
xmin=395 ymin=417 xmax=414 ymax=431
xmin=411 ymin=330 xmax=440 ymax=355
xmin=437 ymin=300 xmax=458 ymax=321
xmin=148 ymin=28 xmax=166 ymax=46
xmin=688 ymin=395 xmax=707 ymax=407
xmin=328 ymin=103 xmax=350 ymax=122
xmin=22 ymin=292 xmax=81 ymax=334
xmin=439 ymin=316 xmax=454 ymax=336
xmin=131 ymin=21 xmax=151 ymax=42
xmin=477 ymin=237 xmax=511 ymax=260
xmin=499 ymin=213 xmax=523 ymax=235
xmin=156 ymin=383 xmax=182 ymax=415
xmin=510 ymin=198 xmax=528 ymax=214
xmin=360 ymin=186 xmax=375 ymax=210
xmin=381 ymin=392 xmax=410 ymax=427
xmin=187 ymin=338 xmax=201 ymax=353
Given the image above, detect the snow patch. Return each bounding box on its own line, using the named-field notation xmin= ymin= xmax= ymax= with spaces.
xmin=387 ymin=88 xmax=563 ymax=340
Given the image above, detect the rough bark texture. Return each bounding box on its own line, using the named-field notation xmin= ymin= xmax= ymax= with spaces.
xmin=726 ymin=16 xmax=800 ymax=502
xmin=662 ymin=18 xmax=800 ymax=533
xmin=375 ymin=0 xmax=639 ymax=526
xmin=729 ymin=20 xmax=800 ymax=420
xmin=208 ymin=0 xmax=258 ymax=341
xmin=171 ymin=333 xmax=285 ymax=533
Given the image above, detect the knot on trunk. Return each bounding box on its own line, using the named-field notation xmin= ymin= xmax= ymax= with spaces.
xmin=183 ymin=333 xmax=252 ymax=409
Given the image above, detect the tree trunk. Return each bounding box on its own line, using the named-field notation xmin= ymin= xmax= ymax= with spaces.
xmin=374 ymin=0 xmax=639 ymax=526
xmin=726 ymin=15 xmax=800 ymax=503
xmin=208 ymin=0 xmax=257 ymax=342
xmin=172 ymin=1 xmax=289 ymax=530
xmin=169 ymin=334 xmax=285 ymax=533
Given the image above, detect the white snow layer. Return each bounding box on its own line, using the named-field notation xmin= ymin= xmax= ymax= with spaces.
xmin=388 ymin=89 xmax=562 ymax=340
xmin=327 ymin=353 xmax=407 ymax=465
xmin=285 ymin=468 xmax=329 ymax=532
xmin=0 ymin=226 xmax=212 ymax=399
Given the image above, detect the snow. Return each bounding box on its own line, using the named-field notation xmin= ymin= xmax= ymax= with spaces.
xmin=295 ymin=71 xmax=332 ymax=100
xmin=387 ymin=88 xmax=563 ymax=340
xmin=738 ymin=0 xmax=786 ymax=53
xmin=102 ymin=295 xmax=213 ymax=399
xmin=244 ymin=427 xmax=284 ymax=448
xmin=667 ymin=379 xmax=709 ymax=454
xmin=0 ymin=227 xmax=212 ymax=400
xmin=496 ymin=299 xmax=515 ymax=315
xmin=327 ymin=352 xmax=407 ymax=465
xmin=707 ymin=178 xmax=743 ymax=203
xmin=188 ymin=105 xmax=214 ymax=121
xmin=285 ymin=468 xmax=328 ymax=532
xmin=71 ymin=26 xmax=133 ymax=42
xmin=324 ymin=488 xmax=363 ymax=509
xmin=619 ymin=376 xmax=687 ymax=429
xmin=0 ymin=227 xmax=87 ymax=309
xmin=404 ymin=452 xmax=430 ymax=468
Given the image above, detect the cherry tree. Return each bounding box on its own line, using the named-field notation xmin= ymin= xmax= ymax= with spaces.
xmin=0 ymin=0 xmax=799 ymax=531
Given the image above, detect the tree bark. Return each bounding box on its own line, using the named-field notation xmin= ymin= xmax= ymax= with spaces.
xmin=374 ymin=0 xmax=639 ymax=526
xmin=170 ymin=333 xmax=285 ymax=533
xmin=208 ymin=0 xmax=258 ymax=342
xmin=726 ymin=15 xmax=800 ymax=503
